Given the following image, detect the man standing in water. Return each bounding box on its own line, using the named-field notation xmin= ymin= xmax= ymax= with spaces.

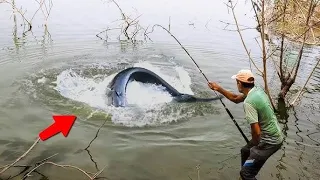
xmin=208 ymin=69 xmax=284 ymax=180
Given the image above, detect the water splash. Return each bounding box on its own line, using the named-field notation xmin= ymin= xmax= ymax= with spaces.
xmin=52 ymin=61 xmax=195 ymax=127
xmin=126 ymin=80 xmax=173 ymax=106
xmin=133 ymin=61 xmax=194 ymax=95
xmin=53 ymin=69 xmax=117 ymax=110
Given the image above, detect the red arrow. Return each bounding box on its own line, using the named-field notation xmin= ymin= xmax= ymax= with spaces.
xmin=39 ymin=115 xmax=77 ymax=141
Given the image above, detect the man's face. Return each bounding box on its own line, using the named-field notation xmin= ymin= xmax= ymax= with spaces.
xmin=236 ymin=80 xmax=243 ymax=93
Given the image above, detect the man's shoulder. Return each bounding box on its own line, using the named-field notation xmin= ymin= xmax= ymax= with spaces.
xmin=245 ymin=86 xmax=269 ymax=107
xmin=245 ymin=86 xmax=259 ymax=100
xmin=247 ymin=85 xmax=266 ymax=98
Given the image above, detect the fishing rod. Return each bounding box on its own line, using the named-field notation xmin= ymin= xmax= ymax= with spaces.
xmin=151 ymin=24 xmax=249 ymax=143
xmin=187 ymin=54 xmax=249 ymax=144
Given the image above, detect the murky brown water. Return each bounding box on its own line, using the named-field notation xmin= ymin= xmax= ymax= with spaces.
xmin=0 ymin=0 xmax=319 ymax=179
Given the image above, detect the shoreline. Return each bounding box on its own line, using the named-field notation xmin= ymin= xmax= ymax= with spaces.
xmin=258 ymin=0 xmax=320 ymax=46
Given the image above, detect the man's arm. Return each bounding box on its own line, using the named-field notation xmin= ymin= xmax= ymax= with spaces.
xmin=244 ymin=102 xmax=261 ymax=145
xmin=250 ymin=122 xmax=261 ymax=145
xmin=208 ymin=82 xmax=245 ymax=104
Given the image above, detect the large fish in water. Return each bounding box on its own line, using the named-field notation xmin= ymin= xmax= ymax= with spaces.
xmin=107 ymin=67 xmax=223 ymax=107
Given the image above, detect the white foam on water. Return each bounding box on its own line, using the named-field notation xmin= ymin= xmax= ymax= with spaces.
xmin=126 ymin=80 xmax=173 ymax=106
xmin=53 ymin=61 xmax=194 ymax=127
xmin=53 ymin=69 xmax=117 ymax=110
xmin=37 ymin=77 xmax=47 ymax=84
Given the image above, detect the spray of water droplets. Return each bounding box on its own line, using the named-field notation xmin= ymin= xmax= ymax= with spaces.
xmin=51 ymin=61 xmax=195 ymax=127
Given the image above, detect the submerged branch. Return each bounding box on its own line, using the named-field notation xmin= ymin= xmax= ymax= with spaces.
xmin=83 ymin=116 xmax=109 ymax=171
xmin=2 ymin=0 xmax=32 ymax=30
xmin=24 ymin=161 xmax=94 ymax=179
xmin=85 ymin=119 xmax=108 ymax=150
xmin=85 ymin=149 xmax=99 ymax=172
xmin=96 ymin=27 xmax=122 ymax=41
xmin=98 ymin=0 xmax=151 ymax=42
xmin=1 ymin=165 xmax=31 ymax=180
xmin=2 ymin=0 xmax=53 ymax=32
xmin=21 ymin=152 xmax=107 ymax=179
xmin=0 ymin=133 xmax=107 ymax=179
xmin=22 ymin=153 xmax=58 ymax=179
xmin=0 ymin=138 xmax=40 ymax=174
xmin=91 ymin=165 xmax=108 ymax=179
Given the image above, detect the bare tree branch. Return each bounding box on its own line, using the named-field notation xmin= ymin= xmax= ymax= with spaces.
xmin=2 ymin=0 xmax=32 ymax=30
xmin=97 ymin=0 xmax=151 ymax=43
xmin=292 ymin=0 xmax=316 ymax=81
xmin=227 ymin=0 xmax=263 ymax=74
xmin=22 ymin=153 xmax=58 ymax=179
xmin=290 ymin=57 xmax=320 ymax=106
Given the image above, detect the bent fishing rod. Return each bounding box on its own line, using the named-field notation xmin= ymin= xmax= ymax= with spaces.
xmin=152 ymin=24 xmax=249 ymax=143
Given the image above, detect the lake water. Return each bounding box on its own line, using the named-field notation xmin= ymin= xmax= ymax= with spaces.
xmin=0 ymin=0 xmax=319 ymax=179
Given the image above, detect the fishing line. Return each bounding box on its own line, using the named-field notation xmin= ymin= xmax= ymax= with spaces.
xmin=151 ymin=24 xmax=249 ymax=143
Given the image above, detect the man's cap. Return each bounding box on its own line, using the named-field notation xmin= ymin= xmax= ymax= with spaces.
xmin=231 ymin=69 xmax=255 ymax=83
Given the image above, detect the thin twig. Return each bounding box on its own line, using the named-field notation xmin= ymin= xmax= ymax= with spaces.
xmin=35 ymin=153 xmax=58 ymax=165
xmin=290 ymin=57 xmax=320 ymax=106
xmin=227 ymin=0 xmax=263 ymax=74
xmin=196 ymin=164 xmax=200 ymax=180
xmin=219 ymin=20 xmax=255 ymax=29
xmin=83 ymin=117 xmax=109 ymax=171
xmin=292 ymin=0 xmax=316 ymax=81
xmin=1 ymin=165 xmax=31 ymax=180
xmin=96 ymin=27 xmax=122 ymax=41
xmin=84 ymin=119 xmax=108 ymax=150
xmin=102 ymin=0 xmax=149 ymax=42
xmin=222 ymin=27 xmax=257 ymax=31
xmin=259 ymin=0 xmax=277 ymax=110
xmin=0 ymin=165 xmax=30 ymax=169
xmin=293 ymin=0 xmax=317 ymax=42
xmin=24 ymin=161 xmax=94 ymax=179
xmin=295 ymin=141 xmax=320 ymax=148
xmin=2 ymin=0 xmax=32 ymax=30
xmin=85 ymin=149 xmax=99 ymax=171
xmin=22 ymin=153 xmax=58 ymax=179
xmin=92 ymin=165 xmax=107 ymax=179
xmin=279 ymin=0 xmax=288 ymax=81
xmin=30 ymin=0 xmax=44 ymax=22
xmin=33 ymin=170 xmax=49 ymax=179
xmin=143 ymin=25 xmax=153 ymax=42
xmin=0 ymin=138 xmax=40 ymax=174
xmin=278 ymin=0 xmax=317 ymax=99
